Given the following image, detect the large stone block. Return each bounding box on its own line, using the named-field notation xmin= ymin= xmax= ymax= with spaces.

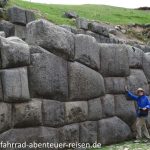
xmin=8 ymin=7 xmax=35 ymax=25
xmin=88 ymin=98 xmax=102 ymax=120
xmin=26 ymin=10 xmax=36 ymax=23
xmin=7 ymin=36 xmax=27 ymax=44
xmin=80 ymin=121 xmax=97 ymax=144
xmin=127 ymin=46 xmax=144 ymax=68
xmin=29 ymin=51 xmax=68 ymax=101
xmin=0 ymin=37 xmax=30 ymax=68
xmin=59 ymin=124 xmax=79 ymax=145
xmin=14 ymin=25 xmax=26 ymax=40
xmin=13 ymin=99 xmax=42 ymax=128
xmin=127 ymin=69 xmax=149 ymax=95
xmin=75 ymin=34 xmax=100 ymax=71
xmin=88 ymin=22 xmax=109 ymax=37
xmin=143 ymin=52 xmax=150 ymax=83
xmin=104 ymin=77 xmax=126 ymax=94
xmin=114 ymin=95 xmax=136 ymax=125
xmin=8 ymin=6 xmax=26 ymax=25
xmin=0 ymin=75 xmax=3 ymax=101
xmin=1 ymin=67 xmax=30 ymax=102
xmin=146 ymin=114 xmax=150 ymax=128
xmin=101 ymin=94 xmax=115 ymax=118
xmin=26 ymin=19 xmax=75 ymax=60
xmin=42 ymin=100 xmax=65 ymax=127
xmin=0 ymin=102 xmax=11 ymax=133
xmin=65 ymin=101 xmax=88 ymax=123
xmin=86 ymin=31 xmax=101 ymax=43
xmin=0 ymin=127 xmax=58 ymax=150
xmin=98 ymin=116 xmax=132 ymax=145
xmin=0 ymin=20 xmax=15 ymax=37
xmin=76 ymin=17 xmax=89 ymax=30
xmin=99 ymin=44 xmax=130 ymax=77
xmin=69 ymin=62 xmax=105 ymax=100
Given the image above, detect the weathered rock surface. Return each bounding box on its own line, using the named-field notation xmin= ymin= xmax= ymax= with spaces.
xmin=8 ymin=6 xmax=35 ymax=25
xmin=127 ymin=46 xmax=144 ymax=68
xmin=0 ymin=78 xmax=3 ymax=101
xmin=0 ymin=127 xmax=58 ymax=150
xmin=88 ymin=22 xmax=109 ymax=37
xmin=98 ymin=116 xmax=132 ymax=145
xmin=42 ymin=99 xmax=65 ymax=127
xmin=76 ymin=17 xmax=89 ymax=30
xmin=69 ymin=62 xmax=105 ymax=100
xmin=75 ymin=34 xmax=100 ymax=71
xmin=0 ymin=103 xmax=11 ymax=133
xmin=14 ymin=24 xmax=26 ymax=40
xmin=0 ymin=31 xmax=5 ymax=37
xmin=29 ymin=51 xmax=68 ymax=101
xmin=0 ymin=36 xmax=30 ymax=68
xmin=65 ymin=101 xmax=88 ymax=123
xmin=80 ymin=121 xmax=97 ymax=144
xmin=26 ymin=19 xmax=75 ymax=60
xmin=101 ymin=94 xmax=115 ymax=118
xmin=59 ymin=124 xmax=79 ymax=145
xmin=13 ymin=99 xmax=42 ymax=127
xmin=104 ymin=77 xmax=126 ymax=94
xmin=99 ymin=44 xmax=130 ymax=77
xmin=88 ymin=98 xmax=102 ymax=120
xmin=114 ymin=95 xmax=136 ymax=125
xmin=0 ymin=20 xmax=15 ymax=37
xmin=143 ymin=52 xmax=150 ymax=83
xmin=127 ymin=69 xmax=149 ymax=95
xmin=1 ymin=67 xmax=30 ymax=102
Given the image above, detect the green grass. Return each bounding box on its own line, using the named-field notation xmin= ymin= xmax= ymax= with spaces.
xmin=90 ymin=140 xmax=150 ymax=150
xmin=6 ymin=0 xmax=150 ymax=26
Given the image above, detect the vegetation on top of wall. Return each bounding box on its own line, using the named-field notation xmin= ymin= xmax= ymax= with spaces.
xmin=6 ymin=0 xmax=150 ymax=26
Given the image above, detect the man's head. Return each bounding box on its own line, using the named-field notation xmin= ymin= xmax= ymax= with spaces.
xmin=137 ymin=88 xmax=144 ymax=96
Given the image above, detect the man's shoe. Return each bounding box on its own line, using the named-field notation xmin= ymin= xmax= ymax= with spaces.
xmin=142 ymin=139 xmax=148 ymax=143
xmin=133 ymin=139 xmax=141 ymax=143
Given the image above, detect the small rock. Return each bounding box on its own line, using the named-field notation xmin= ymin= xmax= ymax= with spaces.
xmin=115 ymin=25 xmax=122 ymax=30
xmin=64 ymin=11 xmax=78 ymax=19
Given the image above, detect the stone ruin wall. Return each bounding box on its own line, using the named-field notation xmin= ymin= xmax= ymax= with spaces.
xmin=0 ymin=6 xmax=150 ymax=150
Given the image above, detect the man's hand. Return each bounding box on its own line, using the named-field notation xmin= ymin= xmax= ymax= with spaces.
xmin=125 ymin=85 xmax=129 ymax=92
xmin=142 ymin=107 xmax=147 ymax=110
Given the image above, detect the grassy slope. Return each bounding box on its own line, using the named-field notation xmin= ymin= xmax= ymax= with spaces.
xmin=7 ymin=0 xmax=150 ymax=26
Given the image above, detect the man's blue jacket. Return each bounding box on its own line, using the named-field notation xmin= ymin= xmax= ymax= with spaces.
xmin=127 ymin=91 xmax=150 ymax=109
xmin=127 ymin=91 xmax=150 ymax=117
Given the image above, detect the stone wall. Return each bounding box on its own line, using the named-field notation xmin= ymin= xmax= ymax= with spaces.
xmin=0 ymin=9 xmax=150 ymax=149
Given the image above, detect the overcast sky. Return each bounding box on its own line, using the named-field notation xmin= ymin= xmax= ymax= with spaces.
xmin=25 ymin=0 xmax=150 ymax=8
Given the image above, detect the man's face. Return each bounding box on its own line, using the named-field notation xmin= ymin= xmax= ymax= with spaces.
xmin=137 ymin=90 xmax=144 ymax=96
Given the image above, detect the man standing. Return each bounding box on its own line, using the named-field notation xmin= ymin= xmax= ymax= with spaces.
xmin=125 ymin=86 xmax=150 ymax=142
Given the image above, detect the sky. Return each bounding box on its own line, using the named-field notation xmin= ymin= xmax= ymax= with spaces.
xmin=25 ymin=0 xmax=150 ymax=8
